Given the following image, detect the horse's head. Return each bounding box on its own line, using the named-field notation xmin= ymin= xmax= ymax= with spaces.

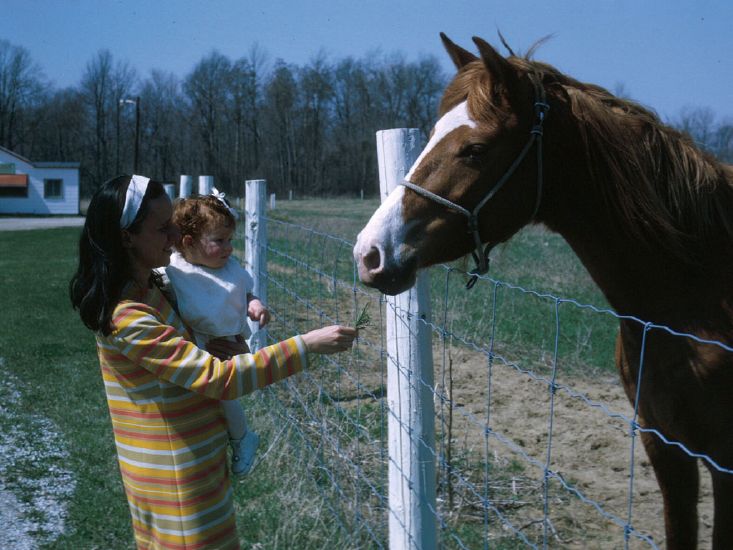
xmin=354 ymin=34 xmax=548 ymax=295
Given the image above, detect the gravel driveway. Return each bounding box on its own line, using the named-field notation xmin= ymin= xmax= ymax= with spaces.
xmin=0 ymin=217 xmax=85 ymax=231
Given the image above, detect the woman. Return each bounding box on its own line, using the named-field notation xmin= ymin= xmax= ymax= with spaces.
xmin=70 ymin=174 xmax=356 ymax=549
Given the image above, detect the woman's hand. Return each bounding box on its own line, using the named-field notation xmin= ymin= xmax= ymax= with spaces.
xmin=247 ymin=299 xmax=271 ymax=327
xmin=206 ymin=335 xmax=250 ymax=360
xmin=301 ymin=325 xmax=357 ymax=354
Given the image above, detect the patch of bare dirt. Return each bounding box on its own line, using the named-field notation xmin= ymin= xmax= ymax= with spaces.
xmin=443 ymin=348 xmax=713 ymax=548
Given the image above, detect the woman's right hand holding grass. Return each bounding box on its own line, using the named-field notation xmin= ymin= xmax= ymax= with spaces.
xmin=302 ymin=325 xmax=357 ymax=354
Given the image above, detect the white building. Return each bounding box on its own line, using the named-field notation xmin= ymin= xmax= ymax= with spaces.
xmin=0 ymin=145 xmax=80 ymax=215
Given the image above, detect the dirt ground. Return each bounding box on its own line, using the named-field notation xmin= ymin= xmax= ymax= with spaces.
xmin=443 ymin=347 xmax=714 ymax=549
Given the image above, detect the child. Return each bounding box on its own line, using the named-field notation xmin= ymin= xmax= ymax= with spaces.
xmin=164 ymin=191 xmax=269 ymax=475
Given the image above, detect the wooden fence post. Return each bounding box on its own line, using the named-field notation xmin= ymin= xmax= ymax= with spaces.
xmin=163 ymin=184 xmax=176 ymax=201
xmin=245 ymin=179 xmax=268 ymax=351
xmin=198 ymin=175 xmax=214 ymax=196
xmin=179 ymin=175 xmax=192 ymax=198
xmin=376 ymin=128 xmax=437 ymax=550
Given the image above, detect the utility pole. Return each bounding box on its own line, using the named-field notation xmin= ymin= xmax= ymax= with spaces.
xmin=133 ymin=96 xmax=140 ymax=173
xmin=120 ymin=97 xmax=141 ymax=172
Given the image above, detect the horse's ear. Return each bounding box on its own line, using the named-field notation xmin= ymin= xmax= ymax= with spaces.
xmin=472 ymin=36 xmax=520 ymax=102
xmin=440 ymin=32 xmax=478 ymax=70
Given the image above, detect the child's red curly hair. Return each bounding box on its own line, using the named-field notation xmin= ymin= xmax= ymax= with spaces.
xmin=172 ymin=195 xmax=236 ymax=244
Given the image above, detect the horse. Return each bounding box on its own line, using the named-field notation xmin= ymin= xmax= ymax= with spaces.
xmin=353 ymin=33 xmax=733 ymax=549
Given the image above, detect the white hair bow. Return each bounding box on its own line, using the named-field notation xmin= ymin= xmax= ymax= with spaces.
xmin=211 ymin=187 xmax=227 ymax=203
xmin=211 ymin=187 xmax=239 ymax=219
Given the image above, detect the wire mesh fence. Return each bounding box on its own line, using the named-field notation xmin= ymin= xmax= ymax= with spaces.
xmin=231 ymin=195 xmax=728 ymax=549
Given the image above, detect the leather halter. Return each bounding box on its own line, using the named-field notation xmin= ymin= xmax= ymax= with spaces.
xmin=399 ymin=77 xmax=549 ymax=289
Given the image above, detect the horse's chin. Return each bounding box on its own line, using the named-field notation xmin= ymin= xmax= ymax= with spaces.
xmin=357 ymin=261 xmax=417 ymax=296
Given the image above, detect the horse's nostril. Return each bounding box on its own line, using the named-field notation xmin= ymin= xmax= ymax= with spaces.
xmin=363 ymin=246 xmax=382 ymax=271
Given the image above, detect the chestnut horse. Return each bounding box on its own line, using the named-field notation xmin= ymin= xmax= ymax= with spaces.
xmin=354 ymin=34 xmax=733 ymax=548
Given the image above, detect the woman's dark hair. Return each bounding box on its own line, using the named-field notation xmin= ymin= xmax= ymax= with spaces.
xmin=70 ymin=175 xmax=166 ymax=335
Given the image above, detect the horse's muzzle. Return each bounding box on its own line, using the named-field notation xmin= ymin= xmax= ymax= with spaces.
xmin=354 ymin=243 xmax=417 ymax=295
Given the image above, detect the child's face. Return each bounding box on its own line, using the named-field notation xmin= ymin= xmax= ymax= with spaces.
xmin=187 ymin=224 xmax=235 ymax=269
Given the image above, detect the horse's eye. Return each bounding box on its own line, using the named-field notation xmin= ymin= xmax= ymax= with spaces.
xmin=460 ymin=144 xmax=487 ymax=163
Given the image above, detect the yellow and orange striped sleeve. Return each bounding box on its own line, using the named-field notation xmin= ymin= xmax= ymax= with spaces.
xmin=109 ymin=299 xmax=308 ymax=400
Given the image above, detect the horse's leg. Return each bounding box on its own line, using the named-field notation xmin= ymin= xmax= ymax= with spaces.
xmin=616 ymin=329 xmax=699 ymax=547
xmin=640 ymin=430 xmax=699 ymax=549
xmin=708 ymin=466 xmax=733 ymax=549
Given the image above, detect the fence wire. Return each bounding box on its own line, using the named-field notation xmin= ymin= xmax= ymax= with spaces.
xmin=235 ymin=209 xmax=729 ymax=549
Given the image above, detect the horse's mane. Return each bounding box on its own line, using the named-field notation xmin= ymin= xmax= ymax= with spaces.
xmin=444 ymin=54 xmax=733 ymax=261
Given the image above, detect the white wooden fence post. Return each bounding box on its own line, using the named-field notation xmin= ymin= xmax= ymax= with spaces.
xmin=245 ymin=179 xmax=268 ymax=351
xmin=198 ymin=175 xmax=214 ymax=195
xmin=377 ymin=128 xmax=437 ymax=550
xmin=179 ymin=175 xmax=193 ymax=198
xmin=269 ymin=193 xmax=276 ymax=210
xmin=163 ymin=184 xmax=176 ymax=201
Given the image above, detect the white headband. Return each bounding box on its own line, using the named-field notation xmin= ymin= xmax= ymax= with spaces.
xmin=120 ymin=174 xmax=150 ymax=229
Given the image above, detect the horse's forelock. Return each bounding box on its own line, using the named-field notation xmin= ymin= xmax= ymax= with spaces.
xmin=440 ymin=62 xmax=509 ymax=123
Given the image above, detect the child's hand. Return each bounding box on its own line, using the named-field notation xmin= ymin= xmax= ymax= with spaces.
xmin=207 ymin=335 xmax=249 ymax=360
xmin=248 ymin=299 xmax=270 ymax=327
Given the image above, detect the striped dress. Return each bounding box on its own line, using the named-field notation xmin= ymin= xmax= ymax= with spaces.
xmin=96 ymin=283 xmax=307 ymax=549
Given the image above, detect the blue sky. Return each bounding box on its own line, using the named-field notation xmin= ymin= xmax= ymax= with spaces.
xmin=4 ymin=0 xmax=733 ymax=122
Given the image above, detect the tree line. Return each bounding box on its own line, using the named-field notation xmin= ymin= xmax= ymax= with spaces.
xmin=0 ymin=39 xmax=445 ymax=198
xmin=1 ymin=38 xmax=731 ymax=198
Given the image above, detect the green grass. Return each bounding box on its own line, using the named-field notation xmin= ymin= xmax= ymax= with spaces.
xmin=267 ymin=198 xmax=618 ymax=374
xmin=0 ymin=228 xmax=133 ymax=548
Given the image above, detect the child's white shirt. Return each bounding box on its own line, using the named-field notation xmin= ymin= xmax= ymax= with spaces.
xmin=163 ymin=252 xmax=254 ymax=347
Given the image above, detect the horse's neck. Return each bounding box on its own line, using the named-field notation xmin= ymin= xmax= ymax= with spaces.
xmin=540 ymin=128 xmax=732 ymax=322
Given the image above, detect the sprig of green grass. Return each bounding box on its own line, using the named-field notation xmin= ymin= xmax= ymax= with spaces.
xmin=354 ymin=302 xmax=371 ymax=329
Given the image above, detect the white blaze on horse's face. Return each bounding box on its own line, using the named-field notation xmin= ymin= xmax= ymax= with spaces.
xmin=406 ymin=101 xmax=477 ymax=182
xmin=354 ymin=101 xmax=477 ymax=293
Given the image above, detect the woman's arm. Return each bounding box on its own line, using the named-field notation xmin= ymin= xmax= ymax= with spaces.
xmin=107 ymin=301 xmax=356 ymax=400
xmin=108 ymin=301 xmax=306 ymax=400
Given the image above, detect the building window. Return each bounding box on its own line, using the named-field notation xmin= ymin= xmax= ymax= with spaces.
xmin=0 ymin=186 xmax=27 ymax=197
xmin=44 ymin=179 xmax=63 ymax=199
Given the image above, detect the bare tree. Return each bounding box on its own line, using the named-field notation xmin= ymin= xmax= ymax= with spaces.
xmin=0 ymin=39 xmax=46 ymax=152
xmin=80 ymin=50 xmax=115 ymax=187
xmin=299 ymin=51 xmax=334 ymax=193
xmin=140 ymin=70 xmax=185 ymax=181
xmin=675 ymin=106 xmax=716 ymax=150
xmin=183 ymin=51 xmax=232 ymax=179
xmin=262 ymin=60 xmax=299 ymax=194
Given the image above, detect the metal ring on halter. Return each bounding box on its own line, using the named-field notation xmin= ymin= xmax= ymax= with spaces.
xmin=398 ymin=74 xmax=548 ymax=290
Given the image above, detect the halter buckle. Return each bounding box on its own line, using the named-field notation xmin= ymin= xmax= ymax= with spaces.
xmin=534 ymin=101 xmax=550 ymax=119
xmin=466 ymin=256 xmax=490 ymax=289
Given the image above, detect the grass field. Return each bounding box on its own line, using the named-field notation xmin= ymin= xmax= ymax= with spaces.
xmin=0 ymin=198 xmax=622 ymax=548
xmin=268 ymin=198 xmax=618 ymax=375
